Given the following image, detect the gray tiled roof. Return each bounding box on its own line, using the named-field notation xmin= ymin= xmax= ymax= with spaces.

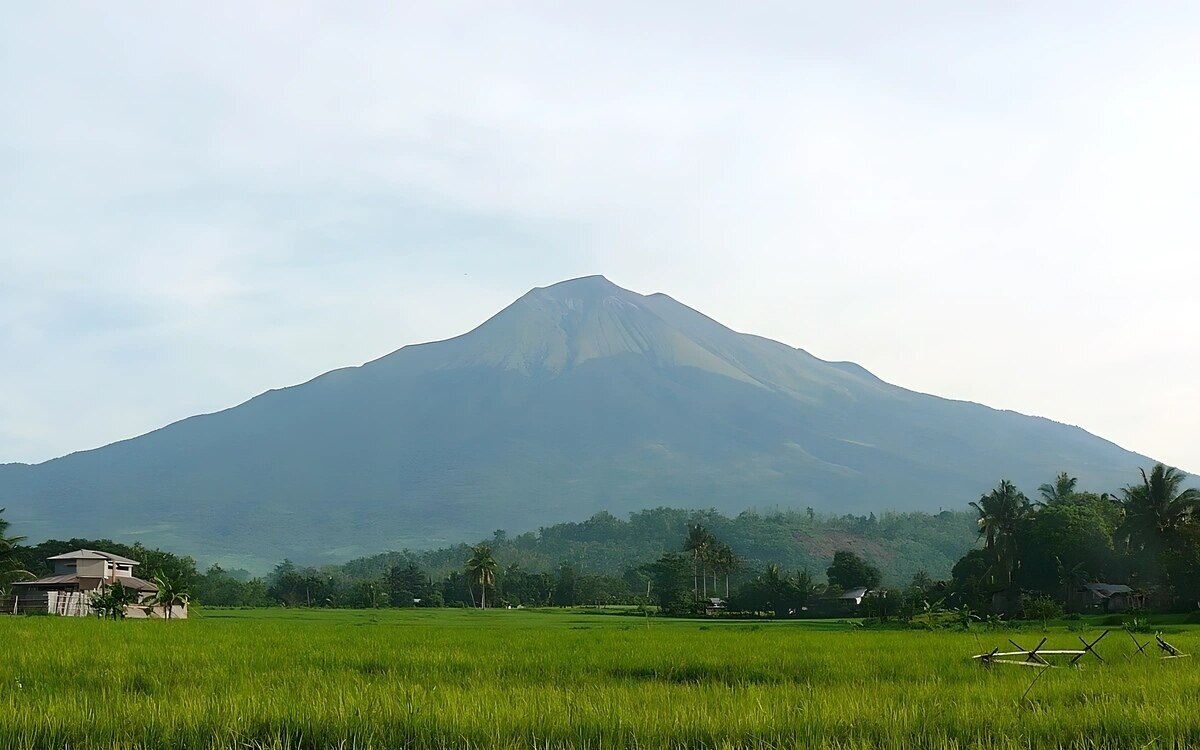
xmin=13 ymin=573 xmax=157 ymax=592
xmin=1083 ymin=583 xmax=1134 ymax=597
xmin=45 ymin=549 xmax=140 ymax=565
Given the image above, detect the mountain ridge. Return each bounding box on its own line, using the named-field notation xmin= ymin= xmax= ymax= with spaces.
xmin=0 ymin=276 xmax=1179 ymax=568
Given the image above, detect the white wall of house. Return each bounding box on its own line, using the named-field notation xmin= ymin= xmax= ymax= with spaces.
xmin=53 ymin=558 xmax=106 ymax=578
xmin=125 ymin=603 xmax=188 ymax=619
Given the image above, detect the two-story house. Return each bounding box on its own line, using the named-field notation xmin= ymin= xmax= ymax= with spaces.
xmin=9 ymin=549 xmax=178 ymax=618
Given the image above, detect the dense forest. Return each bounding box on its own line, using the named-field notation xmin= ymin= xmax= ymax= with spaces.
xmin=948 ymin=465 xmax=1200 ymax=613
xmin=3 ymin=463 xmax=1198 ymax=620
xmin=0 ymin=505 xmax=973 ymax=609
xmin=342 ymin=507 xmax=975 ymax=583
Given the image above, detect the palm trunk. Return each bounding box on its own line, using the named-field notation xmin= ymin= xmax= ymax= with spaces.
xmin=693 ymin=552 xmax=699 ymax=600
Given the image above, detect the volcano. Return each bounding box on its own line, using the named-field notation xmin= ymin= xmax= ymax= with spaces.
xmin=0 ymin=276 xmax=1158 ymax=567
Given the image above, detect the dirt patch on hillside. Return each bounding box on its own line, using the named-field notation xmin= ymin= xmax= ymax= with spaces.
xmin=792 ymin=528 xmax=893 ymax=563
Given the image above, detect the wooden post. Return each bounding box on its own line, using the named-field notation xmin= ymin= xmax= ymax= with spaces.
xmin=979 ymin=647 xmax=1000 ymax=668
xmin=1070 ymin=630 xmax=1108 ymax=665
xmin=1127 ymin=630 xmax=1151 ymax=660
xmin=1155 ymin=634 xmax=1188 ymax=659
xmin=1009 ymin=637 xmax=1050 ymax=665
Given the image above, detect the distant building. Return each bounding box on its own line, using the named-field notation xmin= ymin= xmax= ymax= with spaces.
xmin=808 ymin=586 xmax=887 ymax=617
xmin=7 ymin=549 xmax=185 ymax=618
xmin=838 ymin=587 xmax=870 ymax=606
xmin=1079 ymin=583 xmax=1145 ymax=613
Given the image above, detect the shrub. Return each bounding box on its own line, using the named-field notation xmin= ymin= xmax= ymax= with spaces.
xmin=1124 ymin=615 xmax=1154 ymax=633
xmin=1020 ymin=594 xmax=1064 ymax=628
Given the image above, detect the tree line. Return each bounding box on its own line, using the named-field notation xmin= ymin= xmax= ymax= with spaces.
xmin=948 ymin=464 xmax=1200 ymax=614
xmin=3 ymin=463 xmax=1196 ymax=617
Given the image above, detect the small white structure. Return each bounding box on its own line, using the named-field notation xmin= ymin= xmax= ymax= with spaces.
xmin=838 ymin=587 xmax=870 ymax=605
xmin=8 ymin=549 xmax=186 ymax=619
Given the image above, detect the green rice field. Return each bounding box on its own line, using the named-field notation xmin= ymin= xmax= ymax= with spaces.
xmin=2 ymin=608 xmax=1198 ymax=749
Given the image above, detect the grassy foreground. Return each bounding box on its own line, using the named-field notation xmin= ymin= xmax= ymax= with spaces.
xmin=2 ymin=608 xmax=1199 ymax=749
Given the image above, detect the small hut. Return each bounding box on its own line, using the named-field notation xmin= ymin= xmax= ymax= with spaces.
xmin=1079 ymin=583 xmax=1145 ymax=613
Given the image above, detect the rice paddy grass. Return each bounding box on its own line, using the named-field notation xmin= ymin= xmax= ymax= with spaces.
xmin=2 ymin=607 xmax=1198 ymax=749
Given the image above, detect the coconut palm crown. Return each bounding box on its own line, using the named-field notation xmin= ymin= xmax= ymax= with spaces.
xmin=1117 ymin=464 xmax=1200 ymax=554
xmin=146 ymin=573 xmax=191 ymax=620
xmin=969 ymin=480 xmax=1034 ymax=588
xmin=465 ymin=544 xmax=498 ymax=609
xmin=1037 ymin=473 xmax=1079 ymax=505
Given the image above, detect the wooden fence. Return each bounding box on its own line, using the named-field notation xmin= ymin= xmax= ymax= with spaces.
xmin=1 ymin=592 xmax=50 ymax=615
xmin=1 ymin=591 xmax=91 ymax=616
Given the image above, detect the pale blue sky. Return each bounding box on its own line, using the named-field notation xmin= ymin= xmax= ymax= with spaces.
xmin=2 ymin=2 xmax=1198 ymax=475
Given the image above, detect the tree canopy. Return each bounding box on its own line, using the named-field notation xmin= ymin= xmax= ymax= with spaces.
xmin=825 ymin=551 xmax=882 ymax=592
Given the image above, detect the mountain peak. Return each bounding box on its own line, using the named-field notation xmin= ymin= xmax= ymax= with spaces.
xmin=378 ymin=276 xmax=836 ymax=391
xmin=530 ymin=275 xmax=637 ymax=306
xmin=539 ymin=274 xmax=621 ymax=293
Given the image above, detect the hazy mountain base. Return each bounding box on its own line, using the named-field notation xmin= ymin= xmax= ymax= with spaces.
xmin=338 ymin=506 xmax=979 ymax=586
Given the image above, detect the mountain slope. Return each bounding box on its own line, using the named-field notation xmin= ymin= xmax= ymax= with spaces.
xmin=0 ymin=276 xmax=1169 ymax=568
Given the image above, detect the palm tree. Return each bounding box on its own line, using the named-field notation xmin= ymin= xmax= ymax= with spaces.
xmin=1117 ymin=464 xmax=1200 ymax=556
xmin=0 ymin=508 xmax=16 ymax=543
xmin=1054 ymin=556 xmax=1088 ymax=610
xmin=465 ymin=544 xmax=498 ymax=609
xmin=91 ymin=581 xmax=140 ymax=620
xmin=359 ymin=582 xmax=388 ymax=608
xmin=969 ymin=480 xmax=1034 ymax=589
xmin=682 ymin=525 xmax=714 ymax=600
xmin=794 ymin=568 xmax=825 ymax=609
xmin=710 ymin=542 xmax=738 ymax=598
xmin=0 ymin=508 xmax=31 ymax=597
xmin=699 ymin=542 xmax=717 ymax=600
xmin=146 ymin=573 xmax=191 ymax=620
xmin=1038 ymin=473 xmax=1078 ymax=505
xmin=759 ymin=563 xmax=793 ymax=617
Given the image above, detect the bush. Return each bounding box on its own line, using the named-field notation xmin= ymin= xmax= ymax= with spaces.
xmin=1020 ymin=594 xmax=1064 ymax=626
xmin=1124 ymin=615 xmax=1154 ymax=633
